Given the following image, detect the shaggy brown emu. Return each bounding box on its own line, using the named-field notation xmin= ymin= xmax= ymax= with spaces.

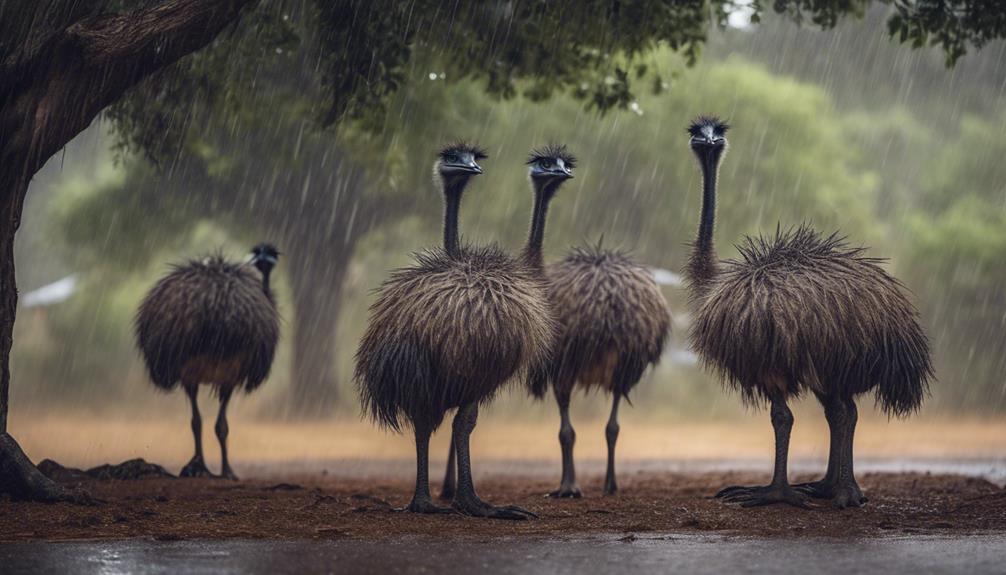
xmin=135 ymin=244 xmax=280 ymax=480
xmin=355 ymin=143 xmax=564 ymax=519
xmin=534 ymin=240 xmax=670 ymax=497
xmin=684 ymin=116 xmax=933 ymax=508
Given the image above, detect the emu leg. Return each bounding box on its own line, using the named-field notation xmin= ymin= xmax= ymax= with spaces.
xmin=180 ymin=385 xmax=212 ymax=478
xmin=830 ymin=398 xmax=866 ymax=508
xmin=402 ymin=421 xmax=454 ymax=514
xmin=215 ymin=388 xmax=237 ymax=481
xmin=548 ymin=386 xmax=581 ymax=498
xmin=794 ymin=395 xmax=867 ymax=507
xmin=603 ymin=393 xmax=621 ymax=495
xmin=716 ymin=396 xmax=809 ymax=508
xmin=793 ymin=393 xmax=841 ymax=498
xmin=451 ymin=402 xmax=537 ymax=520
xmin=439 ymin=436 xmax=456 ymax=501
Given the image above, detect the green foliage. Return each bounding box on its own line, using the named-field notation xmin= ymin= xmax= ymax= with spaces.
xmin=904 ymin=113 xmax=1006 ymax=409
xmin=888 ymin=0 xmax=1006 ymax=66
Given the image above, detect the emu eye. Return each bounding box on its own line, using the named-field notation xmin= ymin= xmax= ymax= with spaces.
xmin=539 ymin=159 xmax=553 ymax=169
xmin=445 ymin=153 xmax=459 ymax=164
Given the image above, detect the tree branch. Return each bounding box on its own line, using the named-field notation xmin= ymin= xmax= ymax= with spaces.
xmin=24 ymin=0 xmax=257 ymax=179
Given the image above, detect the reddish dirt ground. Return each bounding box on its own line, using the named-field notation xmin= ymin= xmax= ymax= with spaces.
xmin=2 ymin=469 xmax=1004 ymax=541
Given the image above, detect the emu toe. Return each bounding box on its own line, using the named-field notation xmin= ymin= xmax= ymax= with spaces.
xmin=179 ymin=457 xmax=213 ymax=478
xmin=792 ymin=479 xmax=833 ymax=499
xmin=220 ymin=467 xmax=239 ymax=481
xmin=794 ymin=480 xmax=868 ymax=508
xmin=453 ymin=494 xmax=538 ymax=520
xmin=399 ymin=498 xmax=457 ymax=515
xmin=716 ymin=484 xmax=811 ymax=509
xmin=831 ymin=483 xmax=868 ymax=509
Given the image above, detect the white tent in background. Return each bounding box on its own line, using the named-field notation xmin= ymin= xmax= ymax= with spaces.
xmin=649 ymin=267 xmax=682 ymax=287
xmin=21 ymin=275 xmax=78 ymax=308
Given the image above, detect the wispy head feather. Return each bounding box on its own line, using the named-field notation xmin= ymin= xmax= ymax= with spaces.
xmin=526 ymin=144 xmax=577 ymax=168
xmin=439 ymin=140 xmax=488 ymax=160
xmin=687 ymin=116 xmax=729 ymax=137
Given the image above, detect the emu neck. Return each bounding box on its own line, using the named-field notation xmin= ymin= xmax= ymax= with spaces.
xmin=260 ymin=269 xmax=272 ymax=297
xmin=442 ymin=177 xmax=467 ymax=258
xmin=687 ymin=153 xmax=720 ymax=298
xmin=523 ymin=180 xmax=557 ymax=270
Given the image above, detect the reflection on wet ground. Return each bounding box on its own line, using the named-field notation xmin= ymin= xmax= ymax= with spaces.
xmin=2 ymin=533 xmax=1004 ymax=575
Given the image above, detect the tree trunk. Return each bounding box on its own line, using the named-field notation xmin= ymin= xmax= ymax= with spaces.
xmin=0 ymin=172 xmax=87 ymax=501
xmin=0 ymin=0 xmax=255 ymax=501
xmin=285 ymin=237 xmax=352 ymax=417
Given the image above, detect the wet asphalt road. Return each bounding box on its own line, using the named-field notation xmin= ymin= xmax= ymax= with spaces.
xmin=2 ymin=533 xmax=1004 ymax=574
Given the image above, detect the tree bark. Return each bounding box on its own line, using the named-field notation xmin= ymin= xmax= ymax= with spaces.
xmin=0 ymin=0 xmax=255 ymax=501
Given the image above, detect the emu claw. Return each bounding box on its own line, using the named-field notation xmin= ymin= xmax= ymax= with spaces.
xmin=716 ymin=484 xmax=811 ymax=509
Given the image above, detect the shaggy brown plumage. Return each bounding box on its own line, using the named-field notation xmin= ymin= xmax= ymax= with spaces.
xmin=535 ymin=244 xmax=670 ymax=399
xmin=691 ymin=226 xmax=932 ymax=416
xmin=135 ymin=245 xmax=280 ymax=480
xmin=534 ymin=241 xmax=670 ymax=498
xmin=684 ymin=116 xmax=932 ymax=509
xmin=355 ymin=143 xmax=558 ymax=519
xmin=355 ymin=243 xmax=555 ymax=432
xmin=135 ymin=255 xmax=279 ymax=393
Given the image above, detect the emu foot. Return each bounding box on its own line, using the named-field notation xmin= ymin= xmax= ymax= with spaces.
xmin=547 ymin=483 xmax=582 ymax=499
xmin=792 ymin=479 xmax=834 ymax=499
xmin=179 ymin=457 xmax=213 ymax=478
xmin=220 ymin=466 xmax=239 ymax=481
xmin=794 ymin=480 xmax=868 ymax=508
xmin=453 ymin=493 xmax=538 ymax=520
xmin=0 ymin=433 xmax=93 ymax=504
xmin=398 ymin=496 xmax=457 ymax=515
xmin=831 ymin=482 xmax=868 ymax=509
xmin=715 ymin=484 xmax=811 ymax=509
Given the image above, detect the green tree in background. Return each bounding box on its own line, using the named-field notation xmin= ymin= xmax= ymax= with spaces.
xmin=907 ymin=114 xmax=1006 ymax=409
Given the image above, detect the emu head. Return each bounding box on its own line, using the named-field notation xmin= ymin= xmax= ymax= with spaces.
xmin=526 ymin=144 xmax=575 ymax=193
xmin=250 ymin=243 xmax=280 ymax=278
xmin=688 ymin=116 xmax=728 ymax=166
xmin=435 ymin=141 xmax=486 ymax=191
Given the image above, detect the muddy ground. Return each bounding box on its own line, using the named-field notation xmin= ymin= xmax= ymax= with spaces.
xmin=1 ymin=465 xmax=1004 ymax=541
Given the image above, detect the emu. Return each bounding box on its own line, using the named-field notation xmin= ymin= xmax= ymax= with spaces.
xmin=536 ymin=241 xmax=670 ymax=498
xmin=684 ymin=116 xmax=933 ymax=508
xmin=440 ymin=145 xmax=592 ymax=501
xmin=135 ymin=244 xmax=280 ymax=480
xmin=355 ymin=143 xmax=566 ymax=519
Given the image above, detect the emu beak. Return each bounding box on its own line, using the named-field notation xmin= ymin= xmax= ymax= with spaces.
xmin=467 ymin=162 xmax=483 ymax=175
